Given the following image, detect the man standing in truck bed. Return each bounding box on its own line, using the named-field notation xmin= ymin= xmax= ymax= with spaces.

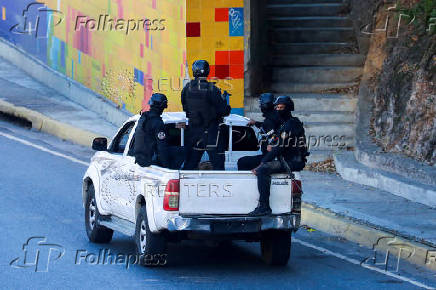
xmin=181 ymin=60 xmax=231 ymax=170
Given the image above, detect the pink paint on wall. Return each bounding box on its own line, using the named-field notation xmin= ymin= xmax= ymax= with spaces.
xmin=140 ymin=43 xmax=144 ymax=58
xmin=152 ymin=0 xmax=157 ymax=9
xmin=71 ymin=9 xmax=92 ymax=57
xmin=145 ymin=29 xmax=150 ymax=48
xmin=66 ymin=6 xmax=71 ymax=43
xmin=147 ymin=62 xmax=152 ymax=75
xmin=142 ymin=61 xmax=153 ymax=110
xmin=182 ymin=51 xmax=186 ymax=76
xmin=116 ymin=0 xmax=124 ymax=18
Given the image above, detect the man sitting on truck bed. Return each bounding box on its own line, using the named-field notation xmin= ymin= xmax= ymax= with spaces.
xmin=237 ymin=93 xmax=281 ymax=170
xmin=132 ymin=93 xmax=172 ymax=169
xmin=249 ymin=96 xmax=309 ymax=216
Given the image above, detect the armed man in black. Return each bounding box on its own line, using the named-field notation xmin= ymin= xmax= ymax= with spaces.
xmin=132 ymin=93 xmax=172 ymax=168
xmin=249 ymin=96 xmax=309 ymax=216
xmin=237 ymin=93 xmax=281 ymax=170
xmin=181 ymin=60 xmax=231 ymax=170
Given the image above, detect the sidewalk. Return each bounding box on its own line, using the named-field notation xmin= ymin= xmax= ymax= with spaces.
xmin=301 ymin=170 xmax=436 ymax=271
xmin=0 ymin=55 xmax=434 ymax=272
xmin=0 ymin=57 xmax=118 ymax=146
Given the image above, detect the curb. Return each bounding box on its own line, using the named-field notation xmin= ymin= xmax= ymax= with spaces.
xmin=0 ymin=99 xmax=102 ymax=148
xmin=302 ymin=202 xmax=436 ymax=272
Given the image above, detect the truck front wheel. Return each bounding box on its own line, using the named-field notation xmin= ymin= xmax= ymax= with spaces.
xmin=85 ymin=184 xmax=113 ymax=243
xmin=135 ymin=206 xmax=168 ymax=267
xmin=260 ymin=230 xmax=291 ymax=266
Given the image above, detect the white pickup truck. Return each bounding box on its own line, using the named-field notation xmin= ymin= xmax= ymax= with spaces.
xmin=82 ymin=112 xmax=302 ymax=266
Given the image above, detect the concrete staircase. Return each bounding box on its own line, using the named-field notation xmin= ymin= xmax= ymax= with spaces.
xmin=246 ymin=0 xmax=365 ymax=162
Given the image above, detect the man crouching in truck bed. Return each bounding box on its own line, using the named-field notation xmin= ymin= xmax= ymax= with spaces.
xmin=248 ymin=96 xmax=309 ymax=216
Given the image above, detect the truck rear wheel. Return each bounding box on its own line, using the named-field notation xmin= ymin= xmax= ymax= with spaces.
xmin=85 ymin=184 xmax=113 ymax=243
xmin=135 ymin=206 xmax=168 ymax=267
xmin=260 ymin=230 xmax=291 ymax=266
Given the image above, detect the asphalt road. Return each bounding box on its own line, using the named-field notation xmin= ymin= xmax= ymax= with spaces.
xmin=0 ymin=118 xmax=435 ymax=289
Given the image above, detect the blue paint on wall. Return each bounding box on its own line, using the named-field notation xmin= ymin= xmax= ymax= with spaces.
xmin=229 ymin=8 xmax=244 ymax=37
xmin=49 ymin=36 xmax=60 ymax=69
xmin=134 ymin=68 xmax=144 ymax=86
xmin=71 ymin=59 xmax=74 ymax=79
xmin=0 ymin=0 xmax=51 ymax=63
xmin=60 ymin=41 xmax=65 ymax=68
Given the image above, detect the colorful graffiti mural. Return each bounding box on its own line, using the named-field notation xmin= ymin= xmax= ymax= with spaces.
xmin=0 ymin=0 xmax=245 ymax=115
xmin=186 ymin=0 xmax=245 ymax=116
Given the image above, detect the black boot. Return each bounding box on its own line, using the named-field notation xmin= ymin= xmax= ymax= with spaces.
xmin=249 ymin=203 xmax=272 ymax=216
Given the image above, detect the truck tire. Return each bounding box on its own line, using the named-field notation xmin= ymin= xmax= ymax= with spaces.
xmin=135 ymin=206 xmax=168 ymax=267
xmin=85 ymin=184 xmax=113 ymax=243
xmin=261 ymin=230 xmax=291 ymax=266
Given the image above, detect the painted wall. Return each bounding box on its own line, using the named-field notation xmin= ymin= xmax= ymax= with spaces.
xmin=0 ymin=0 xmax=245 ymax=115
xmin=186 ymin=0 xmax=245 ymax=116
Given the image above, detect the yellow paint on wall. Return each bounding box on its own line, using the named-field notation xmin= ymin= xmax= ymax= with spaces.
xmin=186 ymin=0 xmax=245 ymax=114
xmin=37 ymin=0 xmax=244 ymax=114
xmin=2 ymin=7 xmax=6 ymax=21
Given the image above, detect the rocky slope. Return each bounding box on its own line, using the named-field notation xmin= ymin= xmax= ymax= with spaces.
xmin=353 ymin=0 xmax=435 ymax=165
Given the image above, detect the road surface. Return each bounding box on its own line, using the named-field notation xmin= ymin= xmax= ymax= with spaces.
xmin=0 ymin=117 xmax=435 ymax=289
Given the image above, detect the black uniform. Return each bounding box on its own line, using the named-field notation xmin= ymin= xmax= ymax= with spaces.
xmin=181 ymin=78 xmax=231 ymax=170
xmin=132 ymin=110 xmax=171 ymax=168
xmin=237 ymin=110 xmax=280 ymax=170
xmin=255 ymin=114 xmax=307 ymax=209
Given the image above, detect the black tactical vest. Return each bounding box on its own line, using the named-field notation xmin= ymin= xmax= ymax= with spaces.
xmin=133 ymin=112 xmax=155 ymax=167
xmin=279 ymin=117 xmax=309 ymax=171
xmin=184 ymin=80 xmax=218 ymax=127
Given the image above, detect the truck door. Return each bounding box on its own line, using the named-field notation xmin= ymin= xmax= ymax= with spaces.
xmin=99 ymin=121 xmax=135 ymax=218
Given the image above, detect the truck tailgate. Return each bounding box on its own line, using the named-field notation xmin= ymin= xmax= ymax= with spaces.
xmin=179 ymin=171 xmax=292 ymax=215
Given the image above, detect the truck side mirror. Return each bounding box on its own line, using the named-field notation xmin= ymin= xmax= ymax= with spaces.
xmin=92 ymin=137 xmax=108 ymax=151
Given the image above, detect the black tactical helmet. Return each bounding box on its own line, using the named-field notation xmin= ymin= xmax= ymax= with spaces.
xmin=259 ymin=93 xmax=275 ymax=112
xmin=192 ymin=60 xmax=210 ymax=78
xmin=274 ymin=95 xmax=295 ymax=111
xmin=148 ymin=93 xmax=168 ymax=111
